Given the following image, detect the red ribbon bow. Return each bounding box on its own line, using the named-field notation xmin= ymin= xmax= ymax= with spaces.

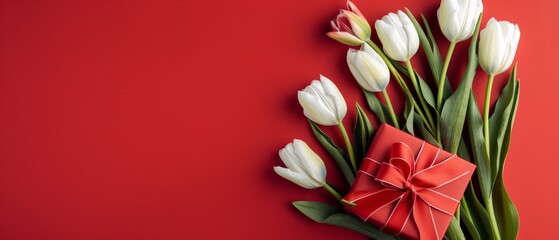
xmin=344 ymin=142 xmax=472 ymax=240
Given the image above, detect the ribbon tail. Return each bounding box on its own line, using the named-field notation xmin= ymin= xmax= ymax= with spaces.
xmin=346 ymin=189 xmax=403 ymax=221
xmin=413 ymin=199 xmax=439 ymax=240
xmin=382 ymin=191 xmax=414 ymax=236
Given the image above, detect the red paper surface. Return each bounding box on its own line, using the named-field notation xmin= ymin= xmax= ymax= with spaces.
xmin=0 ymin=0 xmax=558 ymax=239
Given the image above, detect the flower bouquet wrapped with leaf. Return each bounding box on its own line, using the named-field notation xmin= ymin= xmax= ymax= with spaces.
xmin=273 ymin=0 xmax=520 ymax=239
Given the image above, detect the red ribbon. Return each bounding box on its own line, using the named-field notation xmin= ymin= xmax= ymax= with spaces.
xmin=344 ymin=142 xmax=472 ymax=240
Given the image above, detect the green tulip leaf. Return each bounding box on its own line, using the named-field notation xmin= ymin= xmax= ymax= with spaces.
xmin=456 ymin=138 xmax=490 ymax=239
xmin=405 ymin=8 xmax=452 ymax=98
xmin=363 ymin=90 xmax=394 ymax=127
xmin=457 ymin=138 xmax=472 ymax=163
xmin=417 ymin=73 xmax=436 ymax=110
xmin=323 ymin=213 xmax=396 ymax=240
xmin=499 ymin=78 xmax=520 ymax=170
xmin=403 ymin=101 xmax=415 ymax=136
xmin=292 ymin=201 xmax=396 ymax=240
xmin=463 ymin=183 xmax=494 ymax=240
xmin=353 ymin=109 xmax=365 ymax=165
xmin=391 ymin=61 xmax=437 ymax=112
xmin=456 ymin=140 xmax=491 ymax=240
xmin=391 ymin=58 xmax=408 ymax=76
xmin=309 ymin=120 xmax=355 ymax=185
xmin=492 ymin=76 xmax=520 ymax=239
xmin=483 ymin=69 xmax=519 ymax=240
xmin=458 ymin=142 xmax=482 ymax=240
xmin=405 ymin=8 xmax=440 ymax=76
xmin=493 ymin=172 xmax=519 ymax=239
xmin=421 ymin=16 xmax=453 ymax=99
xmin=413 ymin=112 xmax=440 ymax=147
xmin=445 ymin=217 xmax=466 ymax=240
xmin=459 ymin=198 xmax=481 ymax=240
xmin=353 ymin=103 xmax=373 ymax=166
xmin=363 ymin=90 xmax=386 ymax=124
xmin=466 ymin=93 xmax=492 ymax=201
xmin=292 ymin=201 xmax=342 ymax=222
xmin=420 ymin=13 xmax=442 ymax=60
xmin=440 ymin=14 xmax=482 ymax=154
xmin=489 ymin=66 xmax=518 ymax=183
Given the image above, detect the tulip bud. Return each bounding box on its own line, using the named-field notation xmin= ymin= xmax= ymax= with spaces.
xmin=478 ymin=18 xmax=520 ymax=75
xmin=375 ymin=10 xmax=420 ymax=61
xmin=298 ymin=75 xmax=347 ymax=126
xmin=347 ymin=44 xmax=390 ymax=92
xmin=437 ymin=0 xmax=483 ymax=42
xmin=274 ymin=139 xmax=326 ymax=189
xmin=327 ymin=1 xmax=371 ymax=46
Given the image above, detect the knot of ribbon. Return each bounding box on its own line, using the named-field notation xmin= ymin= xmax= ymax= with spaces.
xmin=344 ymin=142 xmax=472 ymax=240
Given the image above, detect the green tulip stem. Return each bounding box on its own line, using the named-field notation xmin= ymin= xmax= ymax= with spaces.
xmin=405 ymin=60 xmax=437 ymax=131
xmin=381 ymin=90 xmax=400 ymax=129
xmin=323 ymin=182 xmax=343 ymax=201
xmin=483 ymin=74 xmax=495 ymax=157
xmin=365 ymin=40 xmax=435 ymax=134
xmin=486 ymin=196 xmax=502 ymax=240
xmin=337 ymin=121 xmax=357 ymax=172
xmin=483 ymin=73 xmax=502 ymax=240
xmin=437 ymin=41 xmax=457 ymax=112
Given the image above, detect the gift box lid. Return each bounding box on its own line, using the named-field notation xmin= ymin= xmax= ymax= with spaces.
xmin=343 ymin=124 xmax=476 ymax=240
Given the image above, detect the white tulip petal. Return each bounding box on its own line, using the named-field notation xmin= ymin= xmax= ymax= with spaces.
xmin=355 ymin=60 xmax=379 ymax=91
xmin=400 ymin=12 xmax=419 ymax=59
xmin=292 ymin=140 xmax=326 ymax=184
xmin=279 ymin=143 xmax=305 ymax=173
xmin=320 ymin=76 xmax=347 ymax=122
xmin=375 ymin=11 xmax=418 ymax=61
xmin=356 ymin=52 xmax=389 ymax=91
xmin=458 ymin=0 xmax=482 ymax=41
xmin=304 ymin=79 xmax=339 ymax=124
xmin=275 ymin=139 xmax=327 ymax=189
xmin=441 ymin=0 xmax=461 ymax=40
xmin=390 ymin=12 xmax=410 ymax=46
xmin=385 ymin=12 xmax=403 ymax=28
xmin=448 ymin=10 xmax=461 ymax=41
xmin=376 ymin=20 xmax=407 ymax=61
xmin=297 ymin=75 xmax=347 ymax=126
xmin=308 ymin=79 xmax=327 ymax=97
xmin=362 ymin=43 xmax=384 ymax=63
xmin=274 ymin=167 xmax=320 ymax=189
xmin=496 ymin=22 xmax=520 ymax=74
xmin=349 ymin=54 xmax=373 ymax=91
xmin=347 ymin=49 xmax=373 ymax=91
xmin=438 ymin=0 xmax=483 ymax=42
xmin=398 ymin=10 xmax=413 ymax=26
xmin=347 ymin=43 xmax=390 ymax=92
xmin=298 ymin=90 xmax=338 ymax=125
xmin=479 ymin=18 xmax=509 ymax=74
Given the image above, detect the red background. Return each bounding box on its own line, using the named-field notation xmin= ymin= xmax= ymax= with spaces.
xmin=0 ymin=0 xmax=557 ymax=239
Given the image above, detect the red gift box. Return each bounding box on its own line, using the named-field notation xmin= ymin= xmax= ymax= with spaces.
xmin=343 ymin=124 xmax=476 ymax=240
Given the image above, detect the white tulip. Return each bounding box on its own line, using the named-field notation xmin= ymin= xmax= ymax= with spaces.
xmin=375 ymin=10 xmax=420 ymax=61
xmin=298 ymin=75 xmax=347 ymax=126
xmin=347 ymin=44 xmax=390 ymax=92
xmin=478 ymin=18 xmax=520 ymax=75
xmin=274 ymin=139 xmax=326 ymax=189
xmin=437 ymin=0 xmax=483 ymax=42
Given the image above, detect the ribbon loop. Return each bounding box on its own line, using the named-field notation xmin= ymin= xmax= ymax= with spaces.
xmin=388 ymin=142 xmax=415 ymax=179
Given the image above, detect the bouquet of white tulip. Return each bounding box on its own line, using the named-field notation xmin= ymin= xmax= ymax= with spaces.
xmin=274 ymin=0 xmax=520 ymax=239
